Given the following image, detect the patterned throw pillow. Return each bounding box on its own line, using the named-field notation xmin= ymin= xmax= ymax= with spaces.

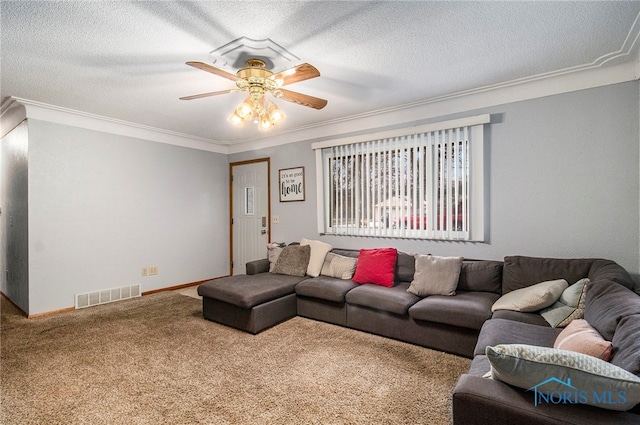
xmin=486 ymin=344 xmax=640 ymax=411
xmin=267 ymin=243 xmax=284 ymax=272
xmin=540 ymin=278 xmax=589 ymax=327
xmin=271 ymin=245 xmax=311 ymax=277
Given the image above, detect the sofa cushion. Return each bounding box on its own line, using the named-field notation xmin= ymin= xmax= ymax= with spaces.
xmin=345 ymin=282 xmax=419 ymax=315
xmin=502 ymin=256 xmax=593 ymax=294
xmin=300 ymin=238 xmax=333 ymax=277
xmin=408 ymin=290 xmax=499 ymax=330
xmin=486 ymin=344 xmax=640 ymax=411
xmin=540 ymin=278 xmax=589 ymax=327
xmin=554 ymin=319 xmax=613 ymax=361
xmin=457 ymin=260 xmax=503 ymax=294
xmin=584 ymin=280 xmax=640 ymax=341
xmin=352 ymin=248 xmax=397 ymax=287
xmin=407 ymin=255 xmax=463 ymax=297
xmin=611 ymin=314 xmax=640 ymax=376
xmin=588 ymin=259 xmax=635 ymax=290
xmin=395 ymin=251 xmax=416 ymax=283
xmin=491 ymin=279 xmax=568 ymax=312
xmin=295 ymin=276 xmax=359 ymax=303
xmin=474 ymin=318 xmax=561 ymax=357
xmin=271 ymin=244 xmax=311 ymax=277
xmin=197 ymin=274 xmax=304 ymax=309
xmin=489 ymin=310 xmax=551 ymax=327
xmin=320 ymin=252 xmax=357 ymax=279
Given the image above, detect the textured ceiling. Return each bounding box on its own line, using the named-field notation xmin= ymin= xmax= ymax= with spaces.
xmin=1 ymin=1 xmax=639 ymax=146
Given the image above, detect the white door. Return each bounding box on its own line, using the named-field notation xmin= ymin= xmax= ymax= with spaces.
xmin=231 ymin=160 xmax=270 ymax=275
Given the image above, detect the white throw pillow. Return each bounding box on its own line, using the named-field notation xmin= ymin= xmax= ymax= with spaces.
xmin=492 ymin=279 xmax=568 ymax=312
xmin=407 ymin=255 xmax=464 ymax=297
xmin=300 ymin=238 xmax=333 ymax=277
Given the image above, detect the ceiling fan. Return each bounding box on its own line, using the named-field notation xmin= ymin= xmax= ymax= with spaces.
xmin=180 ymin=58 xmax=327 ymax=129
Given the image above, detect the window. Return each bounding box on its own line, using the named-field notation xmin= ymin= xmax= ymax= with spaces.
xmin=313 ymin=115 xmax=489 ymax=241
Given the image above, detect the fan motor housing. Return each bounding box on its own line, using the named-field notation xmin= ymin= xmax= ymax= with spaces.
xmin=236 ymin=59 xmax=278 ymax=93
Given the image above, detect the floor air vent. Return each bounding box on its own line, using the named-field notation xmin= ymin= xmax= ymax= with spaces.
xmin=75 ymin=284 xmax=141 ymax=309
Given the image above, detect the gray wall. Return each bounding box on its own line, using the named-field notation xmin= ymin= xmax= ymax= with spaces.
xmin=26 ymin=120 xmax=229 ymax=315
xmin=230 ymin=82 xmax=640 ymax=280
xmin=1 ymin=120 xmax=29 ymax=312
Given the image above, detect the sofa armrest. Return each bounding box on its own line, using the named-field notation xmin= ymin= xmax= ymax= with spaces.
xmin=452 ymin=374 xmax=639 ymax=425
xmin=246 ymin=258 xmax=270 ymax=275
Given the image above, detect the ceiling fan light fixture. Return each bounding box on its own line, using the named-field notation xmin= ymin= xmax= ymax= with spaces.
xmin=236 ymin=100 xmax=253 ymax=119
xmin=182 ymin=58 xmax=326 ymax=129
xmin=228 ymin=111 xmax=243 ymax=125
xmin=269 ymin=103 xmax=285 ymax=123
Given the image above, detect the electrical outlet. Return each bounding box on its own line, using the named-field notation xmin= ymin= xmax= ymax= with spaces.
xmin=142 ymin=267 xmax=148 ymax=277
xmin=149 ymin=266 xmax=158 ymax=276
xmin=272 ymin=215 xmax=280 ymax=224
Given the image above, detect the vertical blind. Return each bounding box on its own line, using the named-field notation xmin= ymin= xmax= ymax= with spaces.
xmin=320 ymin=125 xmax=477 ymax=240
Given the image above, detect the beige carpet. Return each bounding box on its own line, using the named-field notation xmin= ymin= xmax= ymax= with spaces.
xmin=1 ymin=291 xmax=470 ymax=424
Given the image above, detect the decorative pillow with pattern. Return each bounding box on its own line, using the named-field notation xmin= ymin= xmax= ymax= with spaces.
xmin=271 ymin=245 xmax=311 ymax=277
xmin=540 ymin=278 xmax=589 ymax=327
xmin=267 ymin=242 xmax=285 ymax=272
xmin=486 ymin=344 xmax=640 ymax=411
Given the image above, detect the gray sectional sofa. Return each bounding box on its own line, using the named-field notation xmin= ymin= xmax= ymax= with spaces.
xmin=197 ymin=249 xmax=640 ymax=424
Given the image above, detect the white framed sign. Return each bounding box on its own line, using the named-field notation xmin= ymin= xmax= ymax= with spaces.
xmin=279 ymin=166 xmax=305 ymax=202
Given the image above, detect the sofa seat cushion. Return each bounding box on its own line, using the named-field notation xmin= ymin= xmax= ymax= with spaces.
xmin=197 ymin=273 xmax=305 ymax=309
xmin=345 ymin=282 xmax=419 ymax=315
xmin=295 ymin=276 xmax=359 ymax=303
xmin=490 ymin=310 xmax=551 ymax=327
xmin=408 ymin=291 xmax=499 ymax=330
xmin=474 ymin=318 xmax=562 ymax=356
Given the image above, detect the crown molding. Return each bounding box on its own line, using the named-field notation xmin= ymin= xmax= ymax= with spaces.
xmin=0 ymin=97 xmax=229 ymax=154
xmin=3 ymin=53 xmax=638 ymax=155
xmin=228 ymin=59 xmax=639 ymax=154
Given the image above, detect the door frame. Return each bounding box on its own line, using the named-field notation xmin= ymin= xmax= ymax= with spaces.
xmin=229 ymin=157 xmax=271 ymax=275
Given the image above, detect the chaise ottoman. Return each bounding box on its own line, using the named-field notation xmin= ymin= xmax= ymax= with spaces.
xmin=197 ymin=273 xmax=305 ymax=334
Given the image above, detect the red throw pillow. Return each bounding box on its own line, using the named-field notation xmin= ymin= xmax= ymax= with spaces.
xmin=352 ymin=248 xmax=398 ymax=287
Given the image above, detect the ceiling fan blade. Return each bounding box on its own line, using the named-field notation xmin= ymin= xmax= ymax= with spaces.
xmin=277 ymin=88 xmax=327 ymax=110
xmin=270 ymin=63 xmax=320 ymax=86
xmin=180 ymin=89 xmax=238 ymax=101
xmin=185 ymin=61 xmax=239 ymax=81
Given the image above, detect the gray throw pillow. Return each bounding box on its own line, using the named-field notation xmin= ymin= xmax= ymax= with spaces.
xmin=271 ymin=245 xmax=311 ymax=277
xmin=407 ymin=255 xmax=464 ymax=296
xmin=320 ymin=252 xmax=357 ymax=279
